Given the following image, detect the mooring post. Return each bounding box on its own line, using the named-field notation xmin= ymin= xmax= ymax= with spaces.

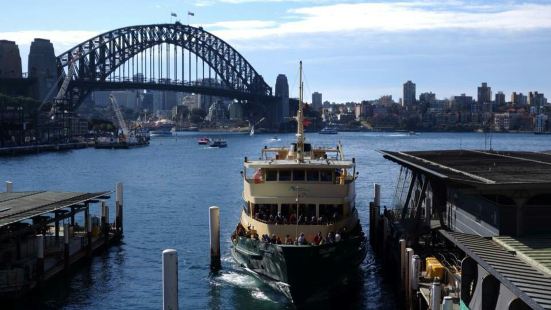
xmin=162 ymin=249 xmax=179 ymax=310
xmin=104 ymin=204 xmax=110 ymax=247
xmin=442 ymin=296 xmax=453 ymax=310
xmin=86 ymin=213 xmax=92 ymax=256
xmin=430 ymin=279 xmax=442 ymax=310
xmin=115 ymin=182 xmax=123 ymax=235
xmin=411 ymin=254 xmax=420 ymax=307
xmin=405 ymin=248 xmax=414 ymax=304
xmin=369 ymin=202 xmax=374 ymax=246
xmin=36 ymin=234 xmax=44 ymax=277
xmin=373 ymin=184 xmax=381 ymax=251
xmin=209 ymin=206 xmax=221 ymax=270
xmin=6 ymin=181 xmax=13 ymax=193
xmin=399 ymin=239 xmax=406 ymax=289
xmin=64 ymin=223 xmax=70 ymax=270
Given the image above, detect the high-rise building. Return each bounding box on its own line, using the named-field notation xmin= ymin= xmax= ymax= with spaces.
xmin=528 ymin=92 xmax=547 ymax=112
xmin=419 ymin=92 xmax=436 ymax=105
xmin=28 ymin=38 xmax=57 ymax=102
xmin=0 ymin=40 xmax=22 ymax=78
xmin=275 ymin=74 xmax=290 ymax=123
xmin=477 ymin=82 xmax=492 ymax=104
xmin=402 ymin=80 xmax=416 ymax=106
xmin=511 ymin=92 xmax=528 ymax=106
xmin=495 ymin=91 xmax=506 ymax=106
xmin=312 ymin=92 xmax=322 ymax=111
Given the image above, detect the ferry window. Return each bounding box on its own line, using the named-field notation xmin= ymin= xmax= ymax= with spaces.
xmin=320 ymin=170 xmax=333 ymax=182
xmin=253 ymin=204 xmax=278 ymax=222
xmin=266 ymin=170 xmax=277 ymax=181
xmin=243 ymin=202 xmax=250 ymax=214
xmin=281 ymin=204 xmax=297 ymax=224
xmin=293 ymin=170 xmax=305 ymax=181
xmin=304 ymin=144 xmax=312 ymax=152
xmin=306 ymin=170 xmax=319 ymax=181
xmin=279 ymin=170 xmax=291 ymax=181
xmin=319 ymin=204 xmax=343 ymax=223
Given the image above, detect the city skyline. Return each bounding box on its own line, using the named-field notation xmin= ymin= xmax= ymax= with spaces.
xmin=1 ymin=0 xmax=551 ymax=102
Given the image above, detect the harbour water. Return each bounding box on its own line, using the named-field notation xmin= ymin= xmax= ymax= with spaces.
xmin=2 ymin=132 xmax=549 ymax=309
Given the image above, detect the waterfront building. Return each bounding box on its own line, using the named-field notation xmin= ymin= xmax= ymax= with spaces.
xmin=494 ymin=112 xmax=510 ymax=131
xmin=206 ymin=100 xmax=228 ymax=122
xmin=28 ymin=38 xmax=56 ymax=102
xmin=311 ymin=92 xmax=322 ymax=112
xmin=402 ymin=80 xmax=416 ymax=106
xmin=451 ymin=94 xmax=474 ymax=123
xmin=511 ymin=92 xmax=527 ymax=106
xmin=477 ymin=82 xmax=492 ymax=104
xmin=494 ymin=91 xmax=506 ymax=106
xmin=275 ymin=74 xmax=290 ymax=122
xmin=535 ymin=113 xmax=548 ymax=132
xmin=0 ymin=40 xmax=22 ymax=78
xmin=528 ymin=91 xmax=547 ymax=113
xmin=419 ymin=92 xmax=436 ymax=105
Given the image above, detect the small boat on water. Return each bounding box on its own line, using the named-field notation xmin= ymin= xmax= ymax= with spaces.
xmin=197 ymin=137 xmax=210 ymax=145
xmin=318 ymin=127 xmax=338 ymax=135
xmin=209 ymin=139 xmax=227 ymax=148
xmin=270 ymin=136 xmax=280 ymax=141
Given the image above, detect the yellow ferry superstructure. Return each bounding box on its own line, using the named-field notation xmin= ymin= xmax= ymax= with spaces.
xmin=240 ymin=144 xmax=359 ymax=243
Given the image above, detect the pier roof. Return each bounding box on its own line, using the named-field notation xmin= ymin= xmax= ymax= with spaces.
xmin=441 ymin=230 xmax=551 ymax=310
xmin=244 ymin=159 xmax=354 ymax=169
xmin=380 ymin=149 xmax=551 ymax=185
xmin=0 ymin=191 xmax=110 ymax=228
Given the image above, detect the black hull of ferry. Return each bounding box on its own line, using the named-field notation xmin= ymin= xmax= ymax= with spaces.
xmin=231 ymin=235 xmax=368 ymax=304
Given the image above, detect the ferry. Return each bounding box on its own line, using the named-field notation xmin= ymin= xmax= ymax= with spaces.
xmin=318 ymin=126 xmax=338 ymax=134
xmin=209 ymin=139 xmax=227 ymax=148
xmin=230 ymin=62 xmax=367 ymax=304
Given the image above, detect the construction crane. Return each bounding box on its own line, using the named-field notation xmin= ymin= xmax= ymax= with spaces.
xmin=109 ymin=94 xmax=130 ymax=140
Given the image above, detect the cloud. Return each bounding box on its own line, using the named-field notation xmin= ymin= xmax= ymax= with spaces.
xmin=206 ymin=2 xmax=551 ymax=42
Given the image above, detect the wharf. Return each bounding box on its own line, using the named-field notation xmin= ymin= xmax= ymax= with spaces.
xmin=370 ymin=149 xmax=551 ymax=310
xmin=0 ymin=142 xmax=90 ymax=156
xmin=0 ymin=185 xmax=124 ymax=298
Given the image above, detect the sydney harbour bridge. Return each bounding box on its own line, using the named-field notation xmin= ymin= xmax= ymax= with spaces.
xmin=49 ymin=22 xmax=286 ymax=126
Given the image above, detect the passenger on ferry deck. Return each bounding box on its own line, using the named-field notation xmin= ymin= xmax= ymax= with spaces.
xmin=298 ymin=214 xmax=304 ymax=225
xmin=311 ymin=216 xmax=317 ymax=224
xmin=304 ymin=216 xmax=310 ymax=225
xmin=275 ymin=212 xmax=283 ymax=225
xmin=270 ymin=234 xmax=277 ymax=243
xmin=317 ymin=216 xmax=324 ymax=225
xmin=289 ymin=213 xmax=297 ymax=224
xmin=335 ymin=233 xmax=341 ymax=242
xmin=285 ymin=234 xmax=293 ymax=245
xmin=276 ymin=236 xmax=282 ymax=244
xmin=269 ymin=214 xmax=275 ymax=224
xmin=298 ymin=233 xmax=307 ymax=245
xmin=313 ymin=232 xmax=322 ymax=245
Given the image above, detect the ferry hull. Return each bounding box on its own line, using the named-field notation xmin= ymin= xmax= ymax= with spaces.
xmin=231 ymin=234 xmax=367 ymax=304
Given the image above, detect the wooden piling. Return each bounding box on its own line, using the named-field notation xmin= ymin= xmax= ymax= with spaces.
xmin=36 ymin=234 xmax=44 ymax=277
xmin=209 ymin=206 xmax=221 ymax=270
xmin=86 ymin=213 xmax=92 ymax=256
xmin=406 ymin=248 xmax=414 ymax=305
xmin=430 ymin=279 xmax=442 ymax=310
xmin=64 ymin=223 xmax=70 ymax=270
xmin=162 ymin=249 xmax=179 ymax=310
xmin=116 ymin=182 xmax=123 ymax=234
xmin=399 ymin=239 xmax=406 ymax=290
xmin=6 ymin=181 xmax=13 ymax=192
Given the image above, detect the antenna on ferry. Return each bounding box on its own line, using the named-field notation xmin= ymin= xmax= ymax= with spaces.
xmin=296 ymin=60 xmax=305 ymax=163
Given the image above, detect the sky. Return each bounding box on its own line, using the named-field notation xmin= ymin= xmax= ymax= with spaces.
xmin=1 ymin=0 xmax=551 ymax=102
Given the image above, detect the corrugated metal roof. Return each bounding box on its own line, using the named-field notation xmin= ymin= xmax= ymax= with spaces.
xmin=494 ymin=235 xmax=551 ymax=277
xmin=381 ymin=150 xmax=551 ymax=185
xmin=0 ymin=191 xmax=110 ymax=227
xmin=440 ymin=230 xmax=551 ymax=310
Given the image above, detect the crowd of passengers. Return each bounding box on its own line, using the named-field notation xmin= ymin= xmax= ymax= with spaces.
xmin=233 ymin=223 xmax=359 ymax=246
xmin=253 ymin=210 xmax=341 ymax=225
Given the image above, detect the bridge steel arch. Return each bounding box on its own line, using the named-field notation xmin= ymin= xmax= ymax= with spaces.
xmin=56 ymin=23 xmax=272 ymax=108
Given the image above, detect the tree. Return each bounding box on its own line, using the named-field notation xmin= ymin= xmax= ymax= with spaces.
xmin=190 ymin=108 xmax=207 ymax=124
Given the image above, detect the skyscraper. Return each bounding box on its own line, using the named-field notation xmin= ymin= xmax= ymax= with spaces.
xmin=402 ymin=80 xmax=416 ymax=106
xmin=495 ymin=92 xmax=506 ymax=106
xmin=275 ymin=74 xmax=289 ymax=123
xmin=0 ymin=40 xmax=22 ymax=78
xmin=28 ymin=38 xmax=56 ymax=102
xmin=312 ymin=92 xmax=322 ymax=111
xmin=477 ymin=82 xmax=492 ymax=104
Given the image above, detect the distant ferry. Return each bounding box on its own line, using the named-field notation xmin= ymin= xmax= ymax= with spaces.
xmin=209 ymin=139 xmax=227 ymax=148
xmin=148 ymin=120 xmax=174 ymax=137
xmin=230 ymin=62 xmax=367 ymax=304
xmin=318 ymin=127 xmax=338 ymax=134
xmin=197 ymin=137 xmax=210 ymax=145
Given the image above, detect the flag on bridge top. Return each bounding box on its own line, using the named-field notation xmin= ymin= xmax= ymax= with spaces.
xmin=171 ymin=12 xmax=177 ymax=17
xmin=188 ymin=11 xmax=195 ymax=16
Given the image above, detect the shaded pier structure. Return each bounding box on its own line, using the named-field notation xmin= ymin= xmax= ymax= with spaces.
xmin=0 ymin=184 xmax=124 ymax=298
xmin=371 ymin=150 xmax=551 ymax=310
